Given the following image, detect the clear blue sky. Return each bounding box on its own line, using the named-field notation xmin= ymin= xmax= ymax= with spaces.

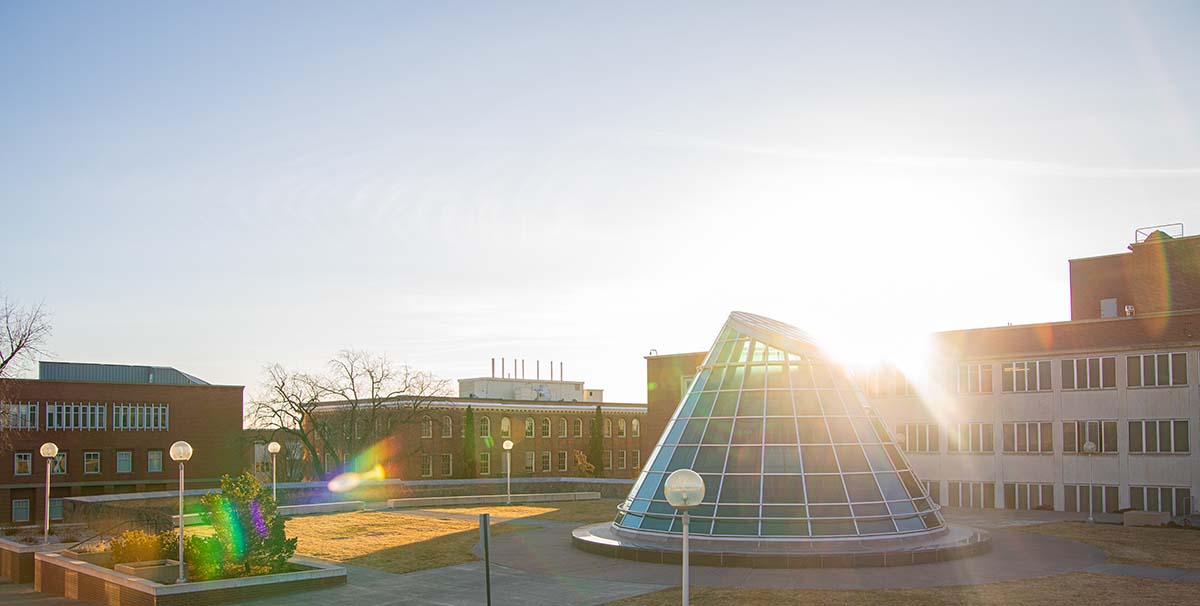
xmin=3 ymin=1 xmax=1199 ymax=403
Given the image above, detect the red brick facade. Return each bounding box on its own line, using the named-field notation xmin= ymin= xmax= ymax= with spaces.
xmin=1070 ymin=232 xmax=1200 ymax=320
xmin=0 ymin=379 xmax=244 ymax=524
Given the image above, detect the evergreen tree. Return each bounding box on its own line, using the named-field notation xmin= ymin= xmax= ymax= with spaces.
xmin=462 ymin=405 xmax=478 ymax=478
xmin=587 ymin=405 xmax=604 ymax=477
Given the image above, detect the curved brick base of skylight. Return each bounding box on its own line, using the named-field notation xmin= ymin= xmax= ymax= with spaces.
xmin=572 ymin=522 xmax=991 ymax=568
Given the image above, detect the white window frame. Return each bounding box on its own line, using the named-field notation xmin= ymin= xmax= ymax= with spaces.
xmin=116 ymin=450 xmax=132 ymax=473
xmin=558 ymin=418 xmax=567 ymax=438
xmin=442 ymin=416 xmax=453 ymax=438
xmin=1001 ymin=360 xmax=1053 ymax=392
xmin=49 ymin=497 xmax=63 ymax=521
xmin=1063 ymin=419 xmax=1118 ymax=454
xmin=111 ymin=403 xmax=167 ymax=431
xmin=500 ymin=417 xmax=511 ymax=438
xmin=524 ymin=451 xmax=535 ymax=472
xmin=897 ymin=423 xmax=939 ymax=453
xmin=603 ymin=418 xmax=612 ymax=438
xmin=957 ymin=363 xmax=993 ymax=394
xmin=618 ymin=450 xmax=627 ymax=469
xmin=421 ymin=454 xmax=433 ymax=477
xmin=617 ymin=419 xmax=626 ymax=438
xmin=440 ymin=453 xmax=453 ymax=476
xmin=479 ymin=416 xmax=491 ymax=438
xmin=631 ymin=449 xmax=640 ymax=470
xmin=1061 ymin=356 xmax=1116 ymax=390
xmin=557 ymin=450 xmax=567 ymax=472
xmin=946 ymin=481 xmax=993 ymax=509
xmin=573 ymin=418 xmax=583 ymax=438
xmin=1 ymin=403 xmax=38 ymax=429
xmin=1064 ymin=484 xmax=1118 ymax=514
xmin=1002 ymin=421 xmax=1054 ymax=454
xmin=1129 ymin=419 xmax=1189 ymax=454
xmin=632 ymin=418 xmax=640 ymax=438
xmin=1004 ymin=482 xmax=1054 ymax=510
xmin=479 ymin=452 xmax=490 ymax=475
xmin=147 ymin=450 xmax=163 ymax=473
xmin=541 ymin=451 xmax=551 ymax=472
xmin=603 ymin=449 xmax=612 ymax=470
xmin=421 ymin=417 xmax=433 ymax=439
xmin=11 ymin=499 xmax=30 ymax=523
xmin=947 ymin=423 xmax=994 ymax=453
xmin=14 ymin=452 xmax=32 ymax=476
xmin=84 ymin=451 xmax=101 ymax=474
xmin=1127 ymin=352 xmax=1188 ymax=388
xmin=51 ymin=452 xmax=67 ymax=475
xmin=525 ymin=418 xmax=535 ymax=438
xmin=541 ymin=418 xmax=551 ymax=438
xmin=1130 ymin=485 xmax=1191 ymax=517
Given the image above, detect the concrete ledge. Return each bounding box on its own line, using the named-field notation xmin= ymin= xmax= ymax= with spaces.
xmin=279 ymin=501 xmax=365 ymax=516
xmin=35 ymin=551 xmax=345 ymax=606
xmin=388 ymin=491 xmax=601 ymax=509
xmin=0 ymin=537 xmax=74 ymax=583
xmin=1124 ymin=510 xmax=1170 ymax=527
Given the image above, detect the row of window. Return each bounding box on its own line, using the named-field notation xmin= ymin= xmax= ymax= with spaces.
xmin=0 ymin=402 xmax=171 ymax=431
xmin=897 ymin=419 xmax=1189 ymax=455
xmin=928 ymin=482 xmax=1191 ymax=517
xmin=420 ymin=415 xmax=639 ymax=440
xmin=958 ymin=353 xmax=1188 ymax=394
xmin=13 ymin=449 xmax=164 ymax=476
xmin=419 ymin=449 xmax=642 ymax=477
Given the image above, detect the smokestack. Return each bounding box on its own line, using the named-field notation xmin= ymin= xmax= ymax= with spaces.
xmin=550 ymin=361 xmax=554 ymax=381
xmin=502 ymin=358 xmax=506 ymax=379
xmin=522 ymin=359 xmax=526 ymax=379
xmin=537 ymin=360 xmax=541 ymax=380
xmin=491 ymin=358 xmax=495 ymax=378
xmin=560 ymin=361 xmax=563 ymax=381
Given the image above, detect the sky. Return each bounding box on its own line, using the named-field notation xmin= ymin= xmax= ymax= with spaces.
xmin=2 ymin=1 xmax=1199 ymax=404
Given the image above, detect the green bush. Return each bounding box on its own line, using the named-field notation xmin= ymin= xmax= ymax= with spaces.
xmin=159 ymin=532 xmax=224 ymax=581
xmin=200 ymin=472 xmax=297 ymax=576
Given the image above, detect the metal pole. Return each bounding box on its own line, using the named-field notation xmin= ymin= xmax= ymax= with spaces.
xmin=505 ymin=451 xmax=511 ymax=505
xmin=1087 ymin=453 xmax=1094 ymax=523
xmin=682 ymin=511 xmax=690 ymax=606
xmin=480 ymin=513 xmax=492 ymax=606
xmin=177 ymin=462 xmax=186 ymax=584
xmin=43 ymin=458 xmax=51 ymax=544
xmin=272 ymin=452 xmax=278 ymax=502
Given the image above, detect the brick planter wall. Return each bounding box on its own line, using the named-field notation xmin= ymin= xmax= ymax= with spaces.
xmin=0 ymin=537 xmax=72 ymax=583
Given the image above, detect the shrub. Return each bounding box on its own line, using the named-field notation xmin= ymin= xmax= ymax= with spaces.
xmin=110 ymin=529 xmax=165 ymax=564
xmin=159 ymin=532 xmax=224 ymax=580
xmin=200 ymin=472 xmax=297 ymax=576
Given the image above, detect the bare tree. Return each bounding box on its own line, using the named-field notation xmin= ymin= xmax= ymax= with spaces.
xmin=0 ymin=294 xmax=53 ymax=452
xmin=246 ymin=351 xmax=450 ymax=480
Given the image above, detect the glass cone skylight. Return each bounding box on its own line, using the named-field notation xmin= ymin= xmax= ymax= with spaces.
xmin=615 ymin=311 xmax=944 ymax=539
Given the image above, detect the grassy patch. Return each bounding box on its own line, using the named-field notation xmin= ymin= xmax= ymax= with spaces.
xmin=423 ymin=498 xmax=619 ymax=523
xmin=281 ymin=511 xmax=534 ymax=574
xmin=1016 ymin=521 xmax=1200 ymax=568
xmin=607 ymin=572 xmax=1197 ymax=605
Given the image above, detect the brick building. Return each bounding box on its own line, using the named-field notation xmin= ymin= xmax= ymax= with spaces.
xmin=646 ymin=227 xmax=1200 ymax=517
xmin=0 ymin=362 xmax=244 ymax=525
xmin=300 ymin=374 xmax=649 ymax=482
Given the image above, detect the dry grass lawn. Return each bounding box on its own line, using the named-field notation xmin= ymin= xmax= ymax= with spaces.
xmin=424 ymin=498 xmax=620 ymax=523
xmin=253 ymin=510 xmax=536 ymax=574
xmin=1016 ymin=521 xmax=1200 ymax=568
xmin=608 ymin=572 xmax=1196 ymax=605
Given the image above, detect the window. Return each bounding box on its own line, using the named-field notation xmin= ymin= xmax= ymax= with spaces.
xmin=603 ymin=450 xmax=612 ymax=470
xmin=1002 ymin=422 xmax=1054 ymax=453
xmin=1001 ymin=360 xmax=1052 ymax=392
xmin=49 ymin=498 xmax=63 ymax=521
xmin=148 ymin=450 xmax=163 ymax=473
xmin=604 ymin=418 xmax=612 ymax=438
xmin=1127 ymin=352 xmax=1188 ymax=388
xmin=541 ymin=451 xmax=551 ymax=472
xmin=14 ymin=453 xmax=31 ymax=476
xmin=1130 ymin=486 xmax=1191 ymax=517
xmin=573 ymin=418 xmax=583 ymax=438
xmin=1129 ymin=420 xmax=1189 ymax=454
xmin=11 ymin=499 xmax=29 ymax=523
xmin=116 ymin=450 xmax=132 ymax=473
xmin=1061 ymin=357 xmax=1116 ymax=390
xmin=479 ymin=452 xmax=490 ymax=475
xmin=1064 ymin=484 xmax=1119 ymax=514
xmin=631 ymin=419 xmax=640 ymax=438
xmin=1063 ymin=420 xmax=1118 ymax=453
xmin=897 ymin=423 xmax=939 ymax=453
xmin=631 ymin=450 xmax=640 ymax=469
xmin=525 ymin=418 xmax=535 ymax=438
xmin=46 ymin=402 xmax=109 ymax=430
xmin=440 ymin=454 xmax=453 ymax=476
xmin=421 ymin=417 xmax=433 ymax=438
xmin=957 ymin=363 xmax=993 ymax=394
xmin=500 ymin=417 xmax=511 ymax=438
xmin=442 ymin=416 xmax=453 ymax=438
xmin=479 ymin=416 xmax=491 ymax=438
xmin=84 ymin=451 xmax=100 ymax=474
xmin=557 ymin=451 xmax=567 ymax=472
xmin=541 ymin=418 xmax=551 ymax=438
xmin=1 ymin=403 xmax=38 ymax=429
xmin=618 ymin=419 xmax=627 ymax=438
xmin=1004 ymin=483 xmax=1054 ymax=510
xmin=923 ymin=480 xmax=941 ymax=505
xmin=111 ymin=403 xmax=168 ymax=431
xmin=946 ymin=481 xmax=994 ymax=508
xmin=421 ymin=455 xmax=433 ymax=477
xmin=525 ymin=451 xmax=535 ymax=472
xmin=558 ymin=418 xmax=567 ymax=438
xmin=618 ymin=450 xmax=627 ymax=469
xmin=946 ymin=423 xmax=994 ymax=453
xmin=51 ymin=452 xmax=67 ymax=475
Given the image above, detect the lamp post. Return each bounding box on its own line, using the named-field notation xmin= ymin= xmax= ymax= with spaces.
xmin=39 ymin=442 xmax=58 ymax=545
xmin=664 ymin=469 xmax=705 ymax=606
xmin=502 ymin=440 xmax=513 ymax=505
xmin=169 ymin=441 xmax=193 ymax=584
xmin=267 ymin=441 xmax=282 ymax=502
xmin=1083 ymin=440 xmax=1097 ymax=523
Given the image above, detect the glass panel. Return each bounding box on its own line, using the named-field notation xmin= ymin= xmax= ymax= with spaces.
xmin=1157 ymin=353 xmax=1171 ymax=386
xmin=761 ymin=520 xmax=809 ymax=536
xmin=666 ymin=446 xmax=697 ymax=471
xmin=762 ymin=475 xmax=805 ymax=503
xmin=736 ymin=391 xmax=765 ymax=417
xmin=1062 ymin=359 xmax=1075 ymax=390
xmin=1160 ymin=420 xmax=1173 ymax=451
xmin=810 ymin=519 xmax=855 ymax=536
xmin=766 ymin=364 xmax=788 ymax=388
xmin=764 ymin=391 xmax=793 ymax=416
xmin=834 ymin=445 xmax=870 ymax=472
xmin=718 ymin=475 xmax=761 ymax=503
xmin=856 ymin=519 xmax=898 ymax=535
xmin=732 ymin=418 xmax=764 ymax=444
xmin=800 ymin=445 xmax=839 ymax=473
xmin=762 ymin=505 xmax=807 ymax=517
xmin=715 ymin=504 xmax=759 ymax=517
xmin=1128 ymin=356 xmax=1142 ymax=387
xmin=744 ymin=364 xmax=766 ymax=389
xmin=1171 ymin=353 xmax=1187 ymax=385
xmin=636 ymin=474 xmax=663 ymax=499
xmin=679 ymin=419 xmax=707 ymax=444
xmin=692 ymin=392 xmax=717 ymax=417
xmin=1174 ymin=420 xmax=1189 ymax=453
xmin=811 ymin=365 xmax=834 ymax=388
xmin=693 ymin=446 xmax=729 ymax=472
xmin=852 ymin=503 xmax=889 ymax=516
xmin=794 ymin=391 xmax=822 ymax=415
xmin=843 ymin=474 xmax=884 ymax=502
xmin=712 ymin=392 xmax=739 ymax=416
xmin=763 ymin=446 xmax=800 ymax=472
xmin=649 ymin=448 xmax=673 ymax=471
xmin=827 ymin=418 xmax=857 ymax=443
xmin=1143 ymin=355 xmax=1157 ymax=386
xmin=875 ymin=472 xmax=910 ymax=501
xmin=1102 ymin=357 xmax=1116 ymax=388
xmin=702 ymin=419 xmax=732 ymax=444
xmin=789 ymin=363 xmax=813 ymax=388
xmin=862 ymin=443 xmax=892 ymax=472
xmin=701 ymin=475 xmax=721 ymax=503
xmin=723 ymin=365 xmax=745 ymax=390
xmin=818 ymin=390 xmax=845 ymax=415
xmin=712 ymin=519 xmax=759 ymax=535
xmin=764 ymin=418 xmax=797 ymax=444
xmin=797 ymin=418 xmax=831 ymax=443
xmin=804 ymin=475 xmax=847 ymax=503
xmin=1129 ymin=421 xmax=1143 ymax=453
xmin=725 ymin=446 xmax=762 ymax=473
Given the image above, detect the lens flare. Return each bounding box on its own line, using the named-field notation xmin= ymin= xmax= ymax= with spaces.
xmin=328 ymin=464 xmax=385 ymax=493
